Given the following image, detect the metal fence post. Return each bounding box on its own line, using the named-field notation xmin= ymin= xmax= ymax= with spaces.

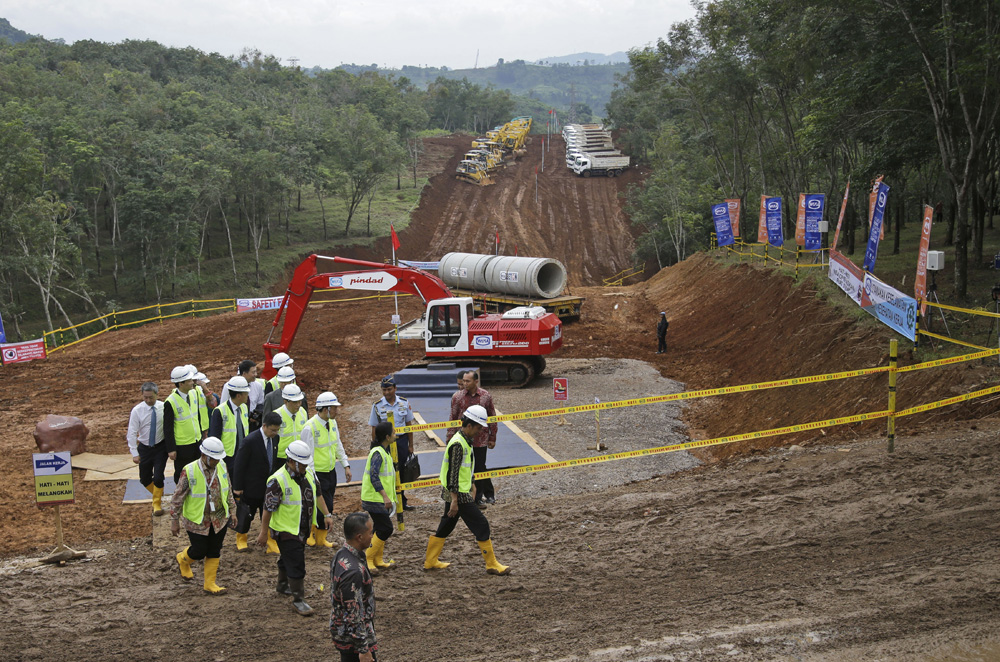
xmin=887 ymin=340 xmax=898 ymax=453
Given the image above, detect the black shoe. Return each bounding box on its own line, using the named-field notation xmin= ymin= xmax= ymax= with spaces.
xmin=477 ymin=501 xmax=488 ymax=510
xmin=484 ymin=496 xmax=496 ymax=505
xmin=403 ymin=505 xmax=416 ymax=511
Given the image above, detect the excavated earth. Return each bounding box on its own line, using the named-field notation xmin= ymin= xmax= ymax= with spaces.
xmin=2 ymin=135 xmax=999 ymax=661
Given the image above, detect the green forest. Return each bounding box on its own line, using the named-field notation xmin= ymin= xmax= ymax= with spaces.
xmin=606 ymin=0 xmax=998 ymax=300
xmin=0 ymin=36 xmax=526 ymax=340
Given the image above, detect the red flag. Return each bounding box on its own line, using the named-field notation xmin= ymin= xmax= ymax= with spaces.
xmin=390 ymin=224 xmax=401 ymax=251
xmin=514 ymin=244 xmax=518 ymax=256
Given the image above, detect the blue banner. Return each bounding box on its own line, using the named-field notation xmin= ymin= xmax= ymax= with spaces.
xmin=0 ymin=311 xmax=5 ymax=344
xmin=712 ymin=203 xmax=734 ymax=247
xmin=804 ymin=194 xmax=825 ymax=251
xmin=863 ymin=182 xmax=890 ymax=273
xmin=765 ymin=197 xmax=783 ymax=246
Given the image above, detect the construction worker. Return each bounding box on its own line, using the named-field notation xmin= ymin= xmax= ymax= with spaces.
xmin=656 ymin=312 xmax=669 ymax=354
xmin=275 ymin=383 xmax=308 ymax=460
xmin=233 ymin=411 xmax=282 ymax=553
xmin=263 ymin=365 xmax=301 ymax=417
xmin=368 ymin=375 xmax=415 ymax=510
xmin=125 ymin=381 xmax=166 ymax=516
xmin=219 ymin=360 xmax=266 ymax=430
xmin=330 ymin=512 xmax=378 ymax=661
xmin=170 ymin=437 xmax=237 ymax=595
xmin=264 ymin=352 xmax=294 ymax=395
xmin=165 ymin=365 xmax=203 ymax=484
xmin=300 ymin=391 xmax=352 ymax=548
xmin=424 ymin=404 xmax=510 ymax=576
xmin=258 ymin=439 xmax=334 ymax=616
xmin=187 ymin=365 xmax=212 ymax=435
xmin=361 ymin=421 xmax=397 ymax=575
xmin=209 ymin=375 xmax=250 ymax=479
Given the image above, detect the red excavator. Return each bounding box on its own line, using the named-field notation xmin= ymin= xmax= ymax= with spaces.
xmin=261 ymin=254 xmax=562 ymax=387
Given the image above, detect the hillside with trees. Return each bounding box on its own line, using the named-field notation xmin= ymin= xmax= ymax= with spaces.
xmin=606 ymin=0 xmax=999 ymax=298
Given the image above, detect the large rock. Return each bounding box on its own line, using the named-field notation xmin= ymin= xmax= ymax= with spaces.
xmin=33 ymin=415 xmax=89 ymax=455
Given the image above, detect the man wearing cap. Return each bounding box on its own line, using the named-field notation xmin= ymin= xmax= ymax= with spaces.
xmin=368 ymin=375 xmax=415 ymax=511
xmin=126 ymin=381 xmax=167 ymax=516
xmin=221 ymin=360 xmax=266 ymax=431
xmin=275 ymin=384 xmax=308 ymax=460
xmin=301 ymin=391 xmax=352 ymax=548
xmin=233 ymin=411 xmax=283 ymax=553
xmin=263 ymin=365 xmax=306 ymax=418
xmin=258 ymin=440 xmax=334 ymax=616
xmin=424 ymin=404 xmax=510 ymax=576
xmin=209 ymin=375 xmax=250 ymax=479
xmin=171 ymin=437 xmax=238 ymax=595
xmin=447 ymin=370 xmax=498 ymax=507
xmin=264 ymin=352 xmax=294 ymax=395
xmin=656 ymin=312 xmax=669 ymax=354
xmin=165 ymin=365 xmax=204 ymax=484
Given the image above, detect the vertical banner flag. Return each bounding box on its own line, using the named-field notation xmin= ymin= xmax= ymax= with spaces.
xmin=795 ymin=194 xmax=806 ymax=246
xmin=804 ymin=194 xmax=825 ymax=251
xmin=863 ymin=181 xmax=890 ymax=273
xmin=765 ymin=197 xmax=784 ymax=247
xmin=914 ymin=204 xmax=934 ymax=315
xmin=868 ymin=187 xmax=885 ymax=239
xmin=725 ymin=199 xmax=741 ymax=238
xmin=757 ymin=195 xmax=768 ymax=243
xmin=390 ymin=224 xmax=401 ymax=251
xmin=0 ymin=311 xmax=6 ymax=344
xmin=832 ymin=180 xmax=850 ymax=252
xmin=712 ymin=203 xmax=735 ymax=247
xmin=495 ymin=229 xmax=499 ymax=255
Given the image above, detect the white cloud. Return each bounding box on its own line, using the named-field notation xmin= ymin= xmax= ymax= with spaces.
xmin=3 ymin=0 xmax=696 ymax=69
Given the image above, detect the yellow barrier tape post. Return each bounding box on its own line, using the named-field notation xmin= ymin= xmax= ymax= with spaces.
xmin=389 ymin=435 xmax=404 ymax=532
xmin=888 ymin=340 xmax=897 ymax=453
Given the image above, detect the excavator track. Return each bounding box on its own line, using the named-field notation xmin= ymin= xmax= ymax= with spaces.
xmin=407 ymin=357 xmax=539 ymax=388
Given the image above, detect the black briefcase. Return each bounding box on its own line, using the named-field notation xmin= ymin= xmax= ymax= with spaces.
xmin=400 ymin=454 xmax=421 ymax=483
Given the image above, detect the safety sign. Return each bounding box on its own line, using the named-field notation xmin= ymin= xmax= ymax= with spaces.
xmin=33 ymin=452 xmax=75 ymax=506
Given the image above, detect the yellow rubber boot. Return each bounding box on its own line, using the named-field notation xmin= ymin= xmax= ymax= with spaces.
xmin=477 ymin=539 xmax=510 ymax=576
xmin=203 ymin=557 xmax=227 ymax=595
xmin=306 ymin=525 xmax=317 ymax=547
xmin=266 ymin=529 xmax=280 ymax=555
xmin=142 ymin=482 xmax=154 ymax=495
xmin=373 ymin=534 xmax=394 ymax=569
xmin=176 ymin=547 xmax=194 ymax=581
xmin=314 ymin=526 xmax=334 ymax=548
xmin=151 ymin=486 xmax=164 ymax=517
xmin=235 ymin=532 xmax=248 ymax=551
xmin=364 ymin=542 xmax=380 ymax=575
xmin=423 ymin=535 xmax=450 ymax=570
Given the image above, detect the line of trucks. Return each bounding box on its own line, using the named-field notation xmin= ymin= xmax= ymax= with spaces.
xmin=563 ymin=123 xmax=630 ymax=178
xmin=456 ymin=117 xmax=533 ymax=186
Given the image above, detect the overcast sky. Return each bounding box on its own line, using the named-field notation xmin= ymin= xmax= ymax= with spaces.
xmin=4 ymin=0 xmax=697 ymax=70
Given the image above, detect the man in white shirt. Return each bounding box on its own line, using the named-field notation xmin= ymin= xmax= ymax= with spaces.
xmin=300 ymin=391 xmax=352 ymax=547
xmin=220 ymin=360 xmax=266 ymax=430
xmin=126 ymin=381 xmax=167 ymax=516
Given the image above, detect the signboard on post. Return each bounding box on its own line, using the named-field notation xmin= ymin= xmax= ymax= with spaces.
xmin=553 ymin=378 xmax=568 ymax=401
xmin=2 ymin=339 xmax=47 ymax=365
xmin=33 ymin=452 xmax=75 ymax=506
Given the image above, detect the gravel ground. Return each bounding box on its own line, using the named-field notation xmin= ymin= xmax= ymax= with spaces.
xmin=344 ymin=357 xmax=701 ymax=505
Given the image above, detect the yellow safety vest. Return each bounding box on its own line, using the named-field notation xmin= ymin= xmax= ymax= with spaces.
xmin=181 ymin=459 xmax=230 ymax=524
xmin=167 ymin=389 xmax=200 ymax=446
xmin=276 ymin=405 xmax=307 ymax=459
xmin=194 ymin=385 xmax=209 ymax=432
xmin=267 ymin=465 xmax=319 ymax=534
xmin=307 ymin=415 xmax=343 ymax=473
xmin=218 ymin=400 xmax=249 ymax=457
xmin=361 ymin=445 xmax=395 ymax=503
xmin=440 ymin=431 xmax=474 ymax=494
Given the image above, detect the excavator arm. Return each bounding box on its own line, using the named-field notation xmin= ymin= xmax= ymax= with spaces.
xmin=261 ymin=254 xmax=453 ymax=378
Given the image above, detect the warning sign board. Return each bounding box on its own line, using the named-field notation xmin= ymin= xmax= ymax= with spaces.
xmin=2 ymin=339 xmax=47 ymax=365
xmin=33 ymin=452 xmax=75 ymax=506
xmin=553 ymin=378 xmax=568 ymax=401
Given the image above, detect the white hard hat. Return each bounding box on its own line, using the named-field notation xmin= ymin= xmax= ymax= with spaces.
xmin=272 ymin=352 xmax=294 ymax=369
xmin=194 ymin=372 xmax=209 ymax=383
xmin=186 ymin=364 xmax=198 ymax=375
xmin=282 ymin=384 xmax=304 ymax=402
xmin=316 ymin=391 xmax=341 ymax=408
xmin=286 ymin=440 xmax=312 ymax=464
xmin=276 ymin=365 xmax=296 ymax=383
xmin=464 ymin=404 xmax=489 ymax=427
xmin=226 ymin=375 xmax=250 ymax=393
xmin=200 ymin=437 xmax=226 ymax=460
xmin=170 ymin=365 xmax=196 ymax=383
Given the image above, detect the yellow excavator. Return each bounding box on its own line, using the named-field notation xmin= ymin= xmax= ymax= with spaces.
xmin=456 ymin=159 xmax=494 ymax=185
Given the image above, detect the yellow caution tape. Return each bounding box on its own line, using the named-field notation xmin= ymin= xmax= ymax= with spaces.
xmin=895 ymin=382 xmax=1000 ymax=417
xmin=897 ymin=346 xmax=1000 ymax=372
xmin=396 ymin=365 xmax=890 ymax=435
xmin=923 ymin=300 xmax=1000 ymax=319
xmin=914 ymin=329 xmax=991 ymax=351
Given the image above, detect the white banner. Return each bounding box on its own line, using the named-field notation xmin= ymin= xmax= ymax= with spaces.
xmin=236 ymin=296 xmax=284 ymax=313
xmin=329 ymin=272 xmax=399 ymax=292
xmin=828 ymin=251 xmax=863 ymax=305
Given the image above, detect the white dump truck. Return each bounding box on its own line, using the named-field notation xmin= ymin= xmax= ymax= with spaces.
xmin=572 ymin=153 xmax=631 ymax=178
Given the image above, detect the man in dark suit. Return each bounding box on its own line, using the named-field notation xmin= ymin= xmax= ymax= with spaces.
xmin=233 ymin=411 xmax=282 ymax=553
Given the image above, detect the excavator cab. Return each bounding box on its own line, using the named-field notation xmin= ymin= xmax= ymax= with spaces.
xmin=425 ymin=299 xmax=475 ymax=350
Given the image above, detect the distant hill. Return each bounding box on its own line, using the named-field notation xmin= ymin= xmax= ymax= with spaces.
xmin=0 ymin=17 xmax=34 ymax=43
xmin=533 ymin=52 xmax=630 ymax=66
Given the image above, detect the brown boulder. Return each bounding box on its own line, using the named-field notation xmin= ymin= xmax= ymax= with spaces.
xmin=33 ymin=415 xmax=89 ymax=455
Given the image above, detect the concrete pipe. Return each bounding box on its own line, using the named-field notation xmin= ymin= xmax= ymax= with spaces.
xmin=438 ymin=252 xmax=497 ymax=291
xmin=439 ymin=252 xmax=567 ymax=299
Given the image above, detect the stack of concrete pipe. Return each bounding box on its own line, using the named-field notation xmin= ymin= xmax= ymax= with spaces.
xmin=438 ymin=252 xmax=567 ymax=299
